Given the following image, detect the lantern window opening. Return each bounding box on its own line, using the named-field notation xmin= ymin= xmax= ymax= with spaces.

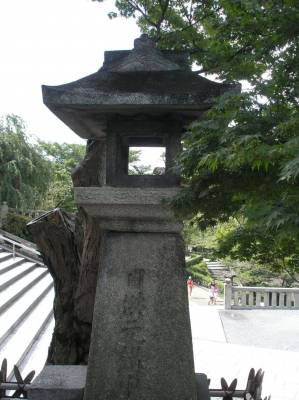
xmin=128 ymin=145 xmax=166 ymax=176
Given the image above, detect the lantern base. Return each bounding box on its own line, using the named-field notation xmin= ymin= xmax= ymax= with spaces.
xmin=84 ymin=231 xmax=196 ymax=400
xmin=74 ymin=186 xmax=182 ymax=233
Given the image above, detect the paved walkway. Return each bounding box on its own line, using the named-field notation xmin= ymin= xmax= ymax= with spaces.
xmin=189 ymin=286 xmax=299 ymax=400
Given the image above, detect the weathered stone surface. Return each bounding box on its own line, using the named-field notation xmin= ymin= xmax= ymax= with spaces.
xmin=28 ymin=365 xmax=87 ymax=400
xmin=102 ymin=48 xmax=189 ymax=72
xmin=72 ymin=139 xmax=106 ymax=187
xmin=75 ymin=186 xmax=180 ymax=222
xmin=84 ymin=232 xmax=196 ymax=400
xmin=107 ymin=34 xmax=181 ymax=72
xmin=195 ymin=373 xmax=211 ymax=400
xmin=74 ymin=214 xmax=102 ymax=325
xmin=42 ymin=35 xmax=239 ymax=140
xmin=75 ymin=186 xmax=179 ymax=205
xmin=105 ymin=115 xmax=181 ymax=187
xmin=98 ymin=219 xmax=182 ymax=233
xmin=81 ymin=203 xmax=175 ymax=221
xmin=0 ymin=202 xmax=8 ymax=227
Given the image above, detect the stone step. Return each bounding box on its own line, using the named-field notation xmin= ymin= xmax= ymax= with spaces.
xmin=0 ymin=258 xmax=26 ymax=276
xmin=0 ymin=240 xmax=54 ymax=381
xmin=4 ymin=301 xmax=54 ymax=380
xmin=0 ymin=253 xmax=13 ymax=263
xmin=205 ymin=262 xmax=225 ymax=266
xmin=0 ymin=282 xmax=54 ymax=350
xmin=0 ymin=269 xmax=49 ymax=315
xmin=0 ymin=264 xmax=38 ymax=292
xmin=203 ymin=258 xmax=231 ymax=280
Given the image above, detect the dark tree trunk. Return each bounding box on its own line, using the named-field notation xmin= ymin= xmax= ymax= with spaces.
xmin=27 ymin=139 xmax=105 ymax=364
xmin=28 ymin=209 xmax=81 ymax=363
xmin=73 ymin=212 xmax=102 ymax=364
xmin=28 ymin=208 xmax=102 ymax=364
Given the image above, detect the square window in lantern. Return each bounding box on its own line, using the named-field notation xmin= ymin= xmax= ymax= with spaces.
xmin=128 ymin=147 xmax=166 ymax=176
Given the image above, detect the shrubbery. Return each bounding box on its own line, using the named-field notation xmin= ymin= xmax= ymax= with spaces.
xmin=186 ymin=256 xmax=212 ymax=287
xmin=2 ymin=212 xmax=33 ymax=241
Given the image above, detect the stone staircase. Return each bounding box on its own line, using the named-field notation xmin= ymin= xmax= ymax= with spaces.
xmin=203 ymin=258 xmax=230 ymax=281
xmin=0 ymin=230 xmax=54 ymax=380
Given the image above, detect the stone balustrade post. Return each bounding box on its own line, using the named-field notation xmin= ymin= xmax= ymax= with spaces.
xmin=0 ymin=202 xmax=9 ymax=228
xmin=224 ymin=278 xmax=232 ymax=309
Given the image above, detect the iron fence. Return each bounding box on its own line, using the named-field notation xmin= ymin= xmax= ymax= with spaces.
xmin=0 ymin=359 xmax=35 ymax=399
xmin=0 ymin=358 xmax=270 ymax=400
xmin=207 ymin=368 xmax=270 ymax=400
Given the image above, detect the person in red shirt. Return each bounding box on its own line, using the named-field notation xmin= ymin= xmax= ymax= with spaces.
xmin=187 ymin=276 xmax=194 ymax=296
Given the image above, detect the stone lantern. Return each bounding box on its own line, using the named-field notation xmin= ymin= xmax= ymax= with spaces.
xmin=42 ymin=35 xmax=236 ymax=400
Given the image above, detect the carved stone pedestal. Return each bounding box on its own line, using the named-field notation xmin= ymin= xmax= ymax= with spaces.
xmin=76 ymin=187 xmax=196 ymax=400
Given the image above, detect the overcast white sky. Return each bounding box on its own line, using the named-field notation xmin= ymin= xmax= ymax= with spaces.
xmin=0 ymin=0 xmax=140 ymax=145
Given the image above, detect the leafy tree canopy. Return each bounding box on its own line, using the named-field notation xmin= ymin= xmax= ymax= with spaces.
xmin=35 ymin=143 xmax=150 ymax=209
xmin=93 ymin=0 xmax=299 ymax=283
xmin=128 ymin=149 xmax=152 ymax=175
xmin=38 ymin=141 xmax=85 ymax=211
xmin=96 ymin=0 xmax=299 ymax=230
xmin=0 ymin=117 xmax=155 ymax=214
xmin=215 ymin=219 xmax=299 ymax=286
xmin=0 ymin=114 xmax=51 ymax=210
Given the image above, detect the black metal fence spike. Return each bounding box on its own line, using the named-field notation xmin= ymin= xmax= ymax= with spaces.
xmin=0 ymin=358 xmax=35 ymax=399
xmin=0 ymin=372 xmax=4 ymax=398
xmin=1 ymin=358 xmax=7 ymax=382
xmin=0 ymin=359 xmax=8 ymax=398
xmin=256 ymin=369 xmax=264 ymax=385
xmin=23 ymin=370 xmax=35 ymax=384
xmin=208 ymin=367 xmax=270 ymax=399
xmin=221 ymin=377 xmax=229 ymax=391
xmin=219 ymin=377 xmax=238 ymax=400
xmin=13 ymin=365 xmax=23 ymax=384
xmin=229 ymin=378 xmax=237 ymax=392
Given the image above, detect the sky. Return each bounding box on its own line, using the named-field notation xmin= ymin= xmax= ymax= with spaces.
xmin=0 ymin=0 xmax=140 ymax=145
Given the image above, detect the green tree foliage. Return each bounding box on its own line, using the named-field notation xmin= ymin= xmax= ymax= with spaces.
xmin=186 ymin=259 xmax=212 ymax=287
xmin=2 ymin=212 xmax=33 ymax=240
xmin=183 ymin=220 xmax=216 ymax=257
xmin=38 ymin=142 xmax=85 ymax=211
xmin=0 ymin=115 xmax=51 ymax=210
xmin=128 ymin=149 xmax=152 ymax=175
xmin=184 ymin=219 xmax=293 ymax=287
xmin=94 ymin=0 xmax=299 ymax=284
xmin=39 ymin=144 xmax=149 ymax=209
xmin=0 ymin=116 xmax=152 ymax=215
xmin=215 ymin=221 xmax=299 ymax=286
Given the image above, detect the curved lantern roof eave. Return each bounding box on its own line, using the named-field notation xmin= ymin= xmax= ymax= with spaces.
xmin=42 ymin=35 xmax=240 ymax=140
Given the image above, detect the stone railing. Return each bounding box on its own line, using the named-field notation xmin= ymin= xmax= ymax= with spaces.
xmin=0 ymin=228 xmax=44 ymax=265
xmin=0 ymin=202 xmax=8 ymax=228
xmin=224 ymin=279 xmax=299 ymax=310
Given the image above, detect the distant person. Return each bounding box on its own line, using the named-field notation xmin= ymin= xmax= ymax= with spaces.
xmin=187 ymin=276 xmax=194 ymax=296
xmin=208 ymin=281 xmax=216 ymax=305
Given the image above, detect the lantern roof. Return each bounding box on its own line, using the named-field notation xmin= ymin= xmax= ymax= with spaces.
xmin=42 ymin=34 xmax=239 ymax=139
